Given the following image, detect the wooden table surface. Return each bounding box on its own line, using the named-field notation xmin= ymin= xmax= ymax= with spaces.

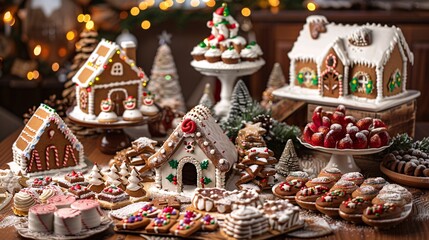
xmin=1 ymin=123 xmax=429 ymax=240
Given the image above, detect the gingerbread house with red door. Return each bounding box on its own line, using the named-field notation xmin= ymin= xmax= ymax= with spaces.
xmin=12 ymin=104 xmax=86 ymax=176
xmin=72 ymin=39 xmax=148 ymax=121
xmin=288 ymin=15 xmax=413 ymax=103
xmin=147 ymin=105 xmax=237 ymax=194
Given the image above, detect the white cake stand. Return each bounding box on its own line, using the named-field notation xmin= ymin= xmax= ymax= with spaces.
xmin=191 ymin=59 xmax=265 ymax=117
xmin=298 ymin=138 xmax=390 ymax=173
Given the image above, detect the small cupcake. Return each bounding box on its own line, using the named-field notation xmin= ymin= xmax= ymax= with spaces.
xmin=219 ymin=41 xmax=231 ymax=52
xmin=240 ymin=47 xmax=258 ymax=62
xmin=13 ymin=189 xmax=40 ymax=216
xmin=340 ymin=172 xmax=364 ymax=186
xmin=274 ymin=179 xmax=306 ymax=197
xmin=204 ymin=46 xmax=222 ymax=63
xmin=230 ymin=36 xmax=247 ymax=53
xmin=248 ymin=41 xmax=263 ymax=57
xmin=318 ymin=167 xmax=342 ymax=181
xmin=221 ymin=47 xmax=240 ymax=64
xmin=191 ymin=42 xmax=208 ymax=61
xmin=352 ymin=185 xmax=378 ymax=201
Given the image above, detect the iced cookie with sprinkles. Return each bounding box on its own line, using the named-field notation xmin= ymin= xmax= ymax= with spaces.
xmin=158 ymin=206 xmax=179 ymax=220
xmin=32 ymin=176 xmax=53 ymax=189
xmin=145 ymin=216 xmax=176 ymax=233
xmin=352 ymin=185 xmax=378 ymax=200
xmin=136 ymin=203 xmax=160 ymax=218
xmin=330 ymin=180 xmax=358 ymax=194
xmin=340 ymin=196 xmax=372 ymax=215
xmin=316 ymin=189 xmax=349 ymax=217
xmin=200 ymin=214 xmax=218 ymax=231
xmin=363 ymin=203 xmax=403 ymax=220
xmin=274 ymin=179 xmax=306 ymax=197
xmin=296 ymin=185 xmax=330 ymax=203
xmin=181 ymin=210 xmax=202 ymax=221
xmin=169 ymin=217 xmax=203 ymax=237
xmin=361 ymin=177 xmax=388 ymax=190
xmin=97 ymin=185 xmax=131 ymax=210
xmin=340 ymin=172 xmax=364 ymax=186
xmin=115 ymin=213 xmax=151 ymax=230
xmin=57 ymin=170 xmax=86 ymax=189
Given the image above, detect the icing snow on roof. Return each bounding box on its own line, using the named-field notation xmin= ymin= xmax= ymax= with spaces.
xmin=289 ymin=16 xmax=414 ymax=68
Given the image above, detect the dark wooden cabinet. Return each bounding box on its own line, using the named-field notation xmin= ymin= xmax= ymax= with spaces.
xmin=250 ymin=10 xmax=429 ymax=121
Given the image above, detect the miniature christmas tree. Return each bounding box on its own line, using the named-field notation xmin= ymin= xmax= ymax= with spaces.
xmin=126 ymin=167 xmax=146 ymax=197
xmin=106 ymin=164 xmax=125 ymax=190
xmin=148 ymin=32 xmax=186 ymax=113
xmin=236 ymin=147 xmax=278 ymax=192
xmin=88 ymin=163 xmax=105 ymax=193
xmin=235 ymin=122 xmax=267 ymax=161
xmin=199 ymin=83 xmax=215 ymax=110
xmin=275 ymin=139 xmax=301 ymax=177
xmin=225 ymin=80 xmax=253 ymax=123
xmin=64 ymin=29 xmax=99 ymax=108
xmin=119 ymin=162 xmax=131 ymax=186
xmin=261 ymin=63 xmax=286 ymax=109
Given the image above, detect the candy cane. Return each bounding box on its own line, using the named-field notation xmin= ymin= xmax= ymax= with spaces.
xmin=63 ymin=145 xmax=78 ymax=167
xmin=45 ymin=146 xmax=59 ymax=170
xmin=28 ymin=150 xmax=42 ymax=172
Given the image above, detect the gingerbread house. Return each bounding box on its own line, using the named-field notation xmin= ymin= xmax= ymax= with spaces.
xmin=288 ymin=15 xmax=413 ymax=102
xmin=12 ymin=104 xmax=86 ymax=175
xmin=148 ymin=105 xmax=237 ymax=193
xmin=72 ymin=39 xmax=148 ymax=120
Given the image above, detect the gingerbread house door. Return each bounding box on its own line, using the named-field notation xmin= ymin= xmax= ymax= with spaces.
xmin=109 ymin=88 xmax=127 ymax=116
xmin=322 ymin=72 xmax=340 ymax=98
xmin=177 ymin=156 xmax=202 ymax=192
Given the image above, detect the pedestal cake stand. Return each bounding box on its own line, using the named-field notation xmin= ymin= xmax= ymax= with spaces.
xmin=298 ymin=138 xmax=390 ymax=173
xmin=68 ymin=106 xmax=161 ymax=154
xmin=191 ymin=59 xmax=265 ymax=117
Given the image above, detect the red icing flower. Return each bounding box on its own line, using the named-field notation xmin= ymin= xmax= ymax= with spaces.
xmin=181 ymin=119 xmax=197 ymax=133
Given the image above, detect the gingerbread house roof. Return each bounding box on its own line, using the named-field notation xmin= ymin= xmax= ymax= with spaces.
xmin=72 ymin=39 xmax=148 ymax=88
xmin=148 ymin=105 xmax=237 ymax=172
xmin=12 ymin=104 xmax=83 ymax=158
xmin=288 ymin=15 xmax=414 ymax=68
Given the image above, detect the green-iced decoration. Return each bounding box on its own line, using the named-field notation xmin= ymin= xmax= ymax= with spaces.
xmin=365 ymin=80 xmax=374 ymax=94
xmin=297 ymin=72 xmax=304 ymax=85
xmin=169 ymin=159 xmax=179 ymax=169
xmin=395 ymin=72 xmax=402 ymax=88
xmin=200 ymin=159 xmax=209 ymax=170
xmin=350 ymin=77 xmax=358 ymax=93
xmin=199 ymin=42 xmax=207 ymax=48
xmin=311 ymin=75 xmax=318 ymax=86
xmin=166 ymin=174 xmax=176 ymax=183
xmin=202 ymin=176 xmax=212 ymax=185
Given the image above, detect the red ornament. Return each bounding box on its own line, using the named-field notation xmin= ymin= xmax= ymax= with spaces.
xmin=181 ymin=119 xmax=197 ymax=133
xmin=103 ymin=65 xmax=108 ymax=69
xmin=86 ymin=87 xmax=92 ymax=93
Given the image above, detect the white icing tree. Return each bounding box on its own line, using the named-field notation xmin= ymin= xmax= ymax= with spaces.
xmin=88 ymin=164 xmax=104 ymax=186
xmin=276 ymin=139 xmax=301 ymax=177
xmin=106 ymin=164 xmax=122 ymax=187
xmin=119 ymin=162 xmax=130 ymax=185
xmin=199 ymin=83 xmax=215 ymax=110
xmin=261 ymin=63 xmax=286 ymax=109
xmin=225 ymin=80 xmax=252 ymax=123
xmin=126 ymin=167 xmax=144 ymax=191
xmin=148 ymin=33 xmax=186 ymax=113
xmin=267 ymin=63 xmax=286 ymax=89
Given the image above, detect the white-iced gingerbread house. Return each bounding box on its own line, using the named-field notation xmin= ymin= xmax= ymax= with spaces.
xmin=288 ymin=15 xmax=413 ymax=102
xmin=148 ymin=105 xmax=237 ymax=193
xmin=72 ymin=39 xmax=148 ymax=120
xmin=12 ymin=104 xmax=86 ymax=175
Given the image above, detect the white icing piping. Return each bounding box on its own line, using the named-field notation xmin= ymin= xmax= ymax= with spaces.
xmin=107 ymin=88 xmax=128 ymax=100
xmin=176 ymin=156 xmax=203 ymax=192
xmin=376 ymin=66 xmax=384 ymax=103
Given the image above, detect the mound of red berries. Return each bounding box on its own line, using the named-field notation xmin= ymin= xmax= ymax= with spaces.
xmin=302 ymin=105 xmax=390 ymax=149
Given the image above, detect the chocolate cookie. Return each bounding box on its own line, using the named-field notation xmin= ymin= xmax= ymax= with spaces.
xmin=390 ymin=159 xmax=399 ymax=171
xmin=423 ymin=168 xmax=429 ymax=177
xmin=404 ymin=162 xmax=417 ymax=176
xmin=397 ymin=161 xmax=406 ymax=173
xmin=414 ymin=165 xmax=426 ymax=177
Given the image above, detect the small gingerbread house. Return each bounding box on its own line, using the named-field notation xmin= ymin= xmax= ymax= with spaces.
xmin=72 ymin=39 xmax=148 ymax=120
xmin=288 ymin=15 xmax=413 ymax=102
xmin=12 ymin=104 xmax=86 ymax=175
xmin=148 ymin=105 xmax=237 ymax=193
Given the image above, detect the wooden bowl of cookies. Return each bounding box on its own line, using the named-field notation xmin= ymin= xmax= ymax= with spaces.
xmin=380 ymin=163 xmax=429 ymax=189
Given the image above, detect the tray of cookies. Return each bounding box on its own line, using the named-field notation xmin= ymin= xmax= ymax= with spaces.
xmin=381 ymin=148 xmax=429 ymax=188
